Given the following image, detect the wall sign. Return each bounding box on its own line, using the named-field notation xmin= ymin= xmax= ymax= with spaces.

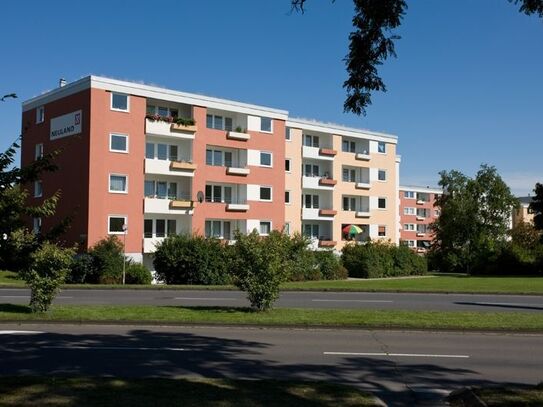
xmin=50 ymin=110 xmax=82 ymax=140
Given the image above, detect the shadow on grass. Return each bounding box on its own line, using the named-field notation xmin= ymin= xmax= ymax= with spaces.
xmin=0 ymin=303 xmax=31 ymax=314
xmin=159 ymin=305 xmax=257 ymax=314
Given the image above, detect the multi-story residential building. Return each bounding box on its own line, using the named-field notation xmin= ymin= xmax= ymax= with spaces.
xmin=399 ymin=185 xmax=442 ymax=252
xmin=512 ymin=196 xmax=535 ymax=228
xmin=21 ymin=76 xmax=400 ymax=268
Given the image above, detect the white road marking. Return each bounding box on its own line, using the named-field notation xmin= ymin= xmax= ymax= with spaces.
xmin=174 ymin=297 xmax=236 ymax=301
xmin=0 ymin=295 xmax=73 ymax=299
xmin=0 ymin=330 xmax=45 ymax=335
xmin=323 ymin=352 xmax=469 ymax=358
xmin=42 ymin=346 xmax=187 ymax=351
xmin=312 ymin=299 xmax=393 ymax=303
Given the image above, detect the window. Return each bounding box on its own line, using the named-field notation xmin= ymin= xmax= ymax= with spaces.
xmin=378 ymin=225 xmax=386 ymax=237
xmin=404 ymin=207 xmax=416 ymax=215
xmin=206 ymin=114 xmax=233 ymax=131
xmin=284 ymin=222 xmax=291 ymax=235
xmin=417 ymin=224 xmax=428 ymax=233
xmin=205 ymin=220 xmax=232 ymax=239
xmin=145 ymin=143 xmax=154 ymax=159
xmin=109 ymin=175 xmax=127 ymax=193
xmin=260 ymin=152 xmax=272 ymax=167
xmin=342 ymin=140 xmax=355 ymax=153
xmin=342 ymin=168 xmax=356 ymax=182
xmin=259 ymin=221 xmax=271 ymax=235
xmin=406 ymin=240 xmax=415 ymax=248
xmin=108 ymin=216 xmax=126 ymax=234
xmin=144 ymin=219 xmax=153 ymax=238
xmin=260 ymin=117 xmax=272 ymax=132
xmin=377 ymin=141 xmax=386 ymax=153
xmin=304 ymin=164 xmax=320 ymax=177
xmin=435 ymin=209 xmax=441 ymax=217
xmin=110 ymin=134 xmax=128 ymax=153
xmin=285 ymin=191 xmax=291 ymax=204
xmin=35 ymin=143 xmax=43 ymax=160
xmin=169 ymin=145 xmax=178 ymax=161
xmin=167 ymin=219 xmax=177 ymax=236
xmin=404 ymin=224 xmax=415 ymax=231
xmin=304 ymin=194 xmax=319 ymax=209
xmin=156 ymin=144 xmax=167 ymax=160
xmin=404 ymin=191 xmax=415 ymax=199
xmin=378 ymin=169 xmax=387 ymax=181
xmin=206 ymin=149 xmax=232 ymax=167
xmin=260 ymin=186 xmax=272 ymax=201
xmin=34 ymin=180 xmax=42 ymax=198
xmin=378 ymin=198 xmax=387 ymax=209
xmin=111 ymin=93 xmax=129 ymax=112
xmin=285 ymin=128 xmax=291 ymax=140
xmin=144 ymin=180 xmax=155 ymax=197
xmin=32 ymin=217 xmax=42 ymax=234
xmin=156 ymin=219 xmax=166 ymax=238
xmin=36 ymin=106 xmax=45 ymax=124
xmin=304 ymin=134 xmax=319 ymax=147
xmin=343 ymin=196 xmax=357 ymax=211
xmin=303 ymin=224 xmax=320 ymax=238
xmin=285 ymin=159 xmax=291 ymax=172
xmin=205 ymin=184 xmax=232 ymax=203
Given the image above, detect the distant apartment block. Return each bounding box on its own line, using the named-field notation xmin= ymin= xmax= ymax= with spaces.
xmin=512 ymin=196 xmax=535 ymax=228
xmin=399 ymin=186 xmax=442 ymax=252
xmin=21 ymin=76 xmax=400 ymax=268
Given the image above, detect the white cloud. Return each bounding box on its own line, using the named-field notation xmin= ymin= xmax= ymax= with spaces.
xmin=502 ymin=172 xmax=541 ymax=197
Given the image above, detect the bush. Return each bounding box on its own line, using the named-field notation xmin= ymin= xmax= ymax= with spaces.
xmin=125 ymin=263 xmax=153 ymax=285
xmin=342 ymin=240 xmax=426 ymax=278
xmin=471 ymin=243 xmax=541 ymax=276
xmin=21 ymin=242 xmax=75 ymax=313
xmin=88 ymin=236 xmax=124 ymax=284
xmin=229 ymin=230 xmax=290 ymax=311
xmin=153 ymin=234 xmax=230 ymax=285
xmin=314 ymin=250 xmax=348 ymax=280
xmin=66 ymin=253 xmax=94 ymax=284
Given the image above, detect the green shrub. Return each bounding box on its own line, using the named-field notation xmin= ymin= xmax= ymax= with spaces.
xmin=153 ymin=234 xmax=230 ymax=285
xmin=229 ymin=230 xmax=290 ymax=311
xmin=342 ymin=240 xmax=426 ymax=278
xmin=282 ymin=233 xmax=319 ymax=281
xmin=472 ymin=243 xmax=541 ymax=276
xmin=88 ymin=236 xmax=124 ymax=284
xmin=21 ymin=242 xmax=75 ymax=313
xmin=125 ymin=263 xmax=153 ymax=285
xmin=314 ymin=250 xmax=348 ymax=280
xmin=66 ymin=253 xmax=94 ymax=284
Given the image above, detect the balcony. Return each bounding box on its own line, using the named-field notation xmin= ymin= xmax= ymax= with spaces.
xmin=302 ymin=208 xmax=336 ymax=220
xmin=416 ymin=199 xmax=427 ymax=205
xmin=143 ymin=237 xmax=164 ymax=253
xmin=226 ymin=167 xmax=250 ymax=176
xmin=302 ymin=146 xmax=334 ymax=161
xmin=302 ymin=176 xmax=335 ymax=190
xmin=319 ymin=178 xmax=337 ymax=187
xmin=226 ymin=203 xmax=250 ymax=212
xmin=355 ymin=182 xmax=371 ymax=189
xmin=145 ymin=118 xmax=195 ymax=140
xmin=355 ymin=211 xmax=371 ymax=218
xmin=227 ymin=131 xmax=250 ymax=141
xmin=416 ymin=232 xmax=426 ymax=237
xmin=319 ymin=209 xmax=337 ymax=217
xmin=318 ymin=240 xmax=336 ymax=248
xmin=144 ymin=197 xmax=194 ymax=215
xmin=416 ymin=216 xmax=426 ymax=221
xmin=319 ymin=148 xmax=337 ymax=157
xmin=146 ymin=159 xmax=195 ymax=177
xmin=355 ymin=152 xmax=371 ymax=161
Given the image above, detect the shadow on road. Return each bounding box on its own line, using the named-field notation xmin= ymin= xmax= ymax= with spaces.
xmin=455 ymin=301 xmax=543 ymax=311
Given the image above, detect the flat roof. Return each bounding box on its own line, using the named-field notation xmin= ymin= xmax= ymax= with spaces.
xmin=400 ymin=185 xmax=443 ymax=194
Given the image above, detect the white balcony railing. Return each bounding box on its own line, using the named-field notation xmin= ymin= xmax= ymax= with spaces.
xmin=144 ymin=197 xmax=194 ymax=215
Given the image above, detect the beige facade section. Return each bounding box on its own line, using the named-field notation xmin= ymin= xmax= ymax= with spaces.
xmin=285 ymin=127 xmax=303 ymax=234
xmin=512 ymin=202 xmax=535 ymax=228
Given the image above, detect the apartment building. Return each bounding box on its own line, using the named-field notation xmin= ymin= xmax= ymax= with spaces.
xmin=399 ymin=186 xmax=442 ymax=252
xmin=286 ymin=119 xmax=400 ymax=250
xmin=512 ymin=196 xmax=535 ymax=228
xmin=21 ymin=76 xmax=399 ymax=267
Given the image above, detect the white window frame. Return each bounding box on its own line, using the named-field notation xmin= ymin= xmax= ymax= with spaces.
xmin=404 ymin=207 xmax=416 ymax=215
xmin=378 ymin=169 xmax=387 ymax=182
xmin=404 ymin=223 xmax=415 ymax=231
xmin=259 ymin=151 xmax=273 ymax=167
xmin=259 ymin=221 xmax=272 ymax=236
xmin=206 ymin=114 xmax=233 ymax=131
xmin=110 ymin=92 xmax=130 ymax=112
xmin=109 ymin=133 xmax=129 ymax=153
xmin=35 ymin=143 xmax=44 ymax=160
xmin=285 ymin=128 xmax=291 ymax=141
xmin=34 ymin=180 xmax=43 ymax=198
xmin=32 ymin=217 xmax=42 ymax=234
xmin=378 ymin=197 xmax=387 ymax=209
xmin=406 ymin=240 xmax=416 ymax=248
xmin=404 ymin=191 xmax=415 ymax=199
xmin=377 ymin=141 xmax=386 ymax=154
xmin=259 ymin=186 xmax=272 ymax=202
xmin=260 ymin=117 xmax=273 ymax=133
xmin=108 ymin=215 xmax=127 ymax=235
xmin=109 ymin=174 xmax=128 ymax=194
xmin=378 ymin=225 xmax=387 ymax=237
xmin=284 ymin=222 xmax=291 ymax=235
xmin=285 ymin=158 xmax=291 ymax=173
xmin=36 ymin=106 xmax=45 ymax=124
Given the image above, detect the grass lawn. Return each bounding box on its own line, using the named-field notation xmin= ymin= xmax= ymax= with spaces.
xmin=448 ymin=383 xmax=543 ymax=406
xmin=0 ymin=376 xmax=379 ymax=407
xmin=0 ymin=270 xmax=24 ymax=286
xmin=1 ymin=304 xmax=543 ymax=331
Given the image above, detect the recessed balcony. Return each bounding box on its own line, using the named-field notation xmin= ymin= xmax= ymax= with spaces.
xmin=355 ymin=211 xmax=371 ymax=218
xmin=170 ymin=122 xmax=197 ymax=133
xmin=319 ymin=148 xmax=337 ymax=157
xmin=355 ymin=182 xmax=371 ymax=189
xmin=355 ymin=152 xmax=371 ymax=161
xmin=145 ymin=159 xmax=195 ymax=177
xmin=144 ymin=197 xmax=194 ymax=215
xmin=143 ymin=237 xmax=164 ymax=253
xmin=170 ymin=161 xmax=197 ymax=171
xmin=318 ymin=209 xmax=337 ymax=217
xmin=319 ymin=178 xmax=337 ymax=187
xmin=170 ymin=199 xmax=193 ymax=209
xmin=226 ymin=203 xmax=250 ymax=212
xmin=227 ymin=131 xmax=250 ymax=141
xmin=416 ymin=216 xmax=426 ymax=221
xmin=302 ymin=176 xmax=335 ymax=190
xmin=302 ymin=146 xmax=334 ymax=161
xmin=145 ymin=118 xmax=195 ymax=140
xmin=226 ymin=167 xmax=250 ymax=176
xmin=416 ymin=199 xmax=427 ymax=205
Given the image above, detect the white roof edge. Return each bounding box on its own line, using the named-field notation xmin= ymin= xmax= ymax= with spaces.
xmin=286 ymin=117 xmax=397 ymax=142
xmin=399 ymin=185 xmax=443 ymax=194
xmin=22 ymin=75 xmax=289 ymax=119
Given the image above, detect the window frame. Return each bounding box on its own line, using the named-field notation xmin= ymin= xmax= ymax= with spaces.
xmin=259 ymin=186 xmax=272 ymax=202
xmin=36 ymin=106 xmax=45 ymax=124
xmin=259 ymin=221 xmax=272 ymax=236
xmin=285 ymin=128 xmax=291 ymax=141
xmin=378 ymin=225 xmax=387 ymax=237
xmin=260 ymin=151 xmax=273 ymax=167
xmin=404 ymin=207 xmax=416 ymax=215
xmin=378 ymin=197 xmax=387 ymax=209
xmin=260 ymin=117 xmax=273 ymax=133
xmin=35 ymin=143 xmax=44 ymax=160
xmin=32 ymin=217 xmax=42 ymax=234
xmin=34 ymin=180 xmax=43 ymax=198
xmin=285 ymin=158 xmax=291 ymax=172
xmin=378 ymin=169 xmax=387 ymax=182
xmin=377 ymin=141 xmax=386 ymax=154
xmin=108 ymin=215 xmax=127 ymax=235
xmin=110 ymin=92 xmax=130 ymax=112
xmin=285 ymin=190 xmax=291 ymax=204
xmin=404 ymin=191 xmax=415 ymax=199
xmin=109 ymin=174 xmax=128 ymax=194
xmin=109 ymin=133 xmax=129 ymax=153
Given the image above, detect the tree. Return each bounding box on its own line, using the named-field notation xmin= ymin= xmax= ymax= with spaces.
xmin=430 ymin=165 xmax=518 ymax=273
xmin=529 ymin=182 xmax=543 ymax=234
xmin=291 ymin=0 xmax=543 ymax=115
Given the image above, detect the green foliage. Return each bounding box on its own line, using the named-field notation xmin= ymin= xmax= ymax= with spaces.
xmin=153 ymin=234 xmax=230 ymax=285
xmin=313 ymin=250 xmax=348 ymax=280
xmin=510 ymin=221 xmax=541 ymax=250
xmin=530 ymin=182 xmax=543 ymax=235
xmin=430 ymin=165 xmax=518 ymax=273
xmin=175 ymin=117 xmax=196 ymax=126
xmin=20 ymin=242 xmax=74 ymax=313
xmin=66 ymin=253 xmax=94 ymax=284
xmin=125 ymin=263 xmax=153 ymax=285
xmin=341 ymin=240 xmax=427 ymax=279
xmin=87 ymin=236 xmax=124 ymax=284
xmin=229 ymin=230 xmax=291 ymax=311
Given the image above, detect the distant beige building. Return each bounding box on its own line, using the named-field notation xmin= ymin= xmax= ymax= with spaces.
xmin=512 ymin=196 xmax=535 ymax=228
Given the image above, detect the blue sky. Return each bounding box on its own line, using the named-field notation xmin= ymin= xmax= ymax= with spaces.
xmin=1 ymin=0 xmax=541 ymax=195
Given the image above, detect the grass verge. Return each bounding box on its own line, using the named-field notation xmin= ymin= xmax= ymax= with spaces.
xmin=0 ymin=270 xmax=23 ymax=286
xmin=448 ymin=383 xmax=543 ymax=406
xmin=0 ymin=376 xmax=379 ymax=407
xmin=1 ymin=304 xmax=543 ymax=331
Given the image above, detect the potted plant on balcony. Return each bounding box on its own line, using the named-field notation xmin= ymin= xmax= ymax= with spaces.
xmin=171 ymin=117 xmax=197 ymax=132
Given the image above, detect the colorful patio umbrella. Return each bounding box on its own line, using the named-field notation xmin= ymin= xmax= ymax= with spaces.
xmin=342 ymin=224 xmax=363 ymax=235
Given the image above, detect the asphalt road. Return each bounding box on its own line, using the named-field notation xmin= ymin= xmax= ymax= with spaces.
xmin=0 ymin=324 xmax=541 ymax=406
xmin=1 ymin=288 xmax=543 ymax=312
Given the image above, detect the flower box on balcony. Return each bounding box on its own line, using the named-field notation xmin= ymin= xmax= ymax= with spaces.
xmin=355 ymin=182 xmax=371 ymax=189
xmin=170 ymin=200 xmax=193 ymax=209
xmin=319 ymin=148 xmax=337 ymax=157
xmin=226 ymin=167 xmax=250 ymax=176
xmin=170 ymin=161 xmax=197 ymax=171
xmin=171 ymin=123 xmax=197 ymax=133
xmin=318 ymin=240 xmax=337 ymax=248
xmin=319 ymin=178 xmax=337 ymax=186
xmin=226 ymin=203 xmax=250 ymax=212
xmin=227 ymin=131 xmax=250 ymax=141
xmin=355 ymin=211 xmax=371 ymax=218
xmin=319 ymin=209 xmax=337 ymax=217
xmin=355 ymin=152 xmax=371 ymax=161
